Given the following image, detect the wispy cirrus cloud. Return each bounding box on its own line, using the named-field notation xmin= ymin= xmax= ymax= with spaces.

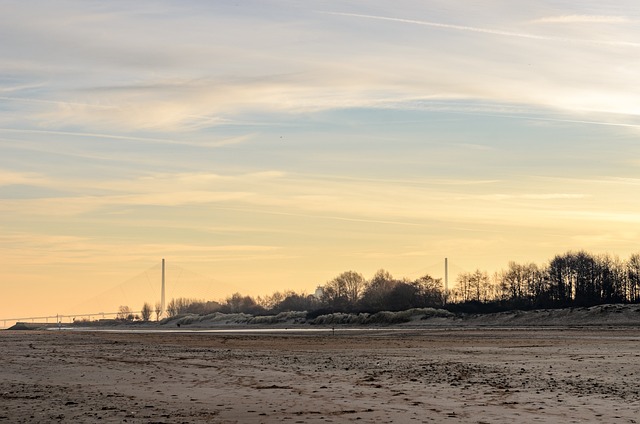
xmin=0 ymin=232 xmax=283 ymax=267
xmin=0 ymin=127 xmax=254 ymax=148
xmin=320 ymin=11 xmax=551 ymax=41
xmin=457 ymin=193 xmax=588 ymax=201
xmin=0 ymin=169 xmax=49 ymax=186
xmin=0 ymin=82 xmax=47 ymax=93
xmin=530 ymin=15 xmax=632 ymax=24
xmin=0 ymin=167 xmax=614 ymax=235
xmin=320 ymin=11 xmax=640 ymax=48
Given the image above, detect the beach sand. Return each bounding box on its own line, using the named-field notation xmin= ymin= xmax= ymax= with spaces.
xmin=1 ymin=327 xmax=640 ymax=423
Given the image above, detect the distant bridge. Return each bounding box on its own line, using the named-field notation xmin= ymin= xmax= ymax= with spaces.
xmin=1 ymin=259 xmax=239 ymax=329
xmin=2 ymin=311 xmax=130 ymax=329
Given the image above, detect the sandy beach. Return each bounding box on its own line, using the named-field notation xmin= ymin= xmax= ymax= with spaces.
xmin=2 ymin=327 xmax=640 ymax=423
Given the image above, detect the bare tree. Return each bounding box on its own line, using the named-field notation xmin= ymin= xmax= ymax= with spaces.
xmin=456 ymin=270 xmax=491 ymax=302
xmin=223 ymin=293 xmax=260 ymax=314
xmin=455 ymin=273 xmax=472 ymax=302
xmin=500 ymin=261 xmax=529 ymax=301
xmin=414 ymin=274 xmax=445 ymax=306
xmin=154 ymin=302 xmax=162 ymax=321
xmin=117 ymin=305 xmax=134 ymax=321
xmin=321 ymin=277 xmax=348 ymax=310
xmin=141 ymin=302 xmax=152 ymax=322
xmin=166 ymin=299 xmax=177 ymax=317
xmin=257 ymin=291 xmax=284 ymax=310
xmin=361 ymin=269 xmax=397 ymax=311
xmin=330 ymin=270 xmax=366 ymax=309
xmin=273 ymin=290 xmax=319 ymax=313
xmin=627 ymin=254 xmax=640 ymax=303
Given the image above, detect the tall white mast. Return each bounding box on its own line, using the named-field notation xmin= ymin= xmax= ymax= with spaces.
xmin=444 ymin=257 xmax=449 ymax=301
xmin=161 ymin=258 xmax=166 ymax=317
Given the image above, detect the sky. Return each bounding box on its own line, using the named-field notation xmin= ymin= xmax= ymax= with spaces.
xmin=2 ymin=0 xmax=640 ymax=320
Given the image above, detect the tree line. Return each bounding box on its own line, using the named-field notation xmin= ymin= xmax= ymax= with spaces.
xmin=121 ymin=250 xmax=640 ymax=321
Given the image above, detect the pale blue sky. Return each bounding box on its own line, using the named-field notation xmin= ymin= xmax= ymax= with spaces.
xmin=1 ymin=0 xmax=640 ymax=318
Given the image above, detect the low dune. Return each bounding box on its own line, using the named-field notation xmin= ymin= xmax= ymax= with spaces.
xmin=157 ymin=303 xmax=640 ymax=329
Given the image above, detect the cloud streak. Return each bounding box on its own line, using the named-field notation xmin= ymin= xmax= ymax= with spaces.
xmin=0 ymin=127 xmax=253 ymax=148
xmin=0 ymin=168 xmax=631 ymax=237
xmin=531 ymin=15 xmax=632 ymax=24
xmin=320 ymin=11 xmax=640 ymax=48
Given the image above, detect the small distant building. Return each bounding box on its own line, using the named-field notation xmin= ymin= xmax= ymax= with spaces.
xmin=314 ymin=286 xmax=324 ymax=300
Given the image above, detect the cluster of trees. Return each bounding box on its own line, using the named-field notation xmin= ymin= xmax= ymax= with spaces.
xmin=116 ymin=302 xmax=162 ymax=322
xmin=484 ymin=251 xmax=640 ymax=309
xmin=122 ymin=251 xmax=640 ymax=320
xmin=319 ymin=270 xmax=444 ymax=313
xmin=128 ymin=269 xmax=447 ymax=319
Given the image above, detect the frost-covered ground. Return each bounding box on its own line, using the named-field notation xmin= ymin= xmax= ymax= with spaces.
xmin=158 ymin=304 xmax=640 ymax=328
xmin=2 ymin=327 xmax=640 ymax=423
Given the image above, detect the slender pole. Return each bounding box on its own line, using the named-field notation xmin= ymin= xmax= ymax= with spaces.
xmin=445 ymin=257 xmax=449 ymax=292
xmin=161 ymin=258 xmax=166 ymax=318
